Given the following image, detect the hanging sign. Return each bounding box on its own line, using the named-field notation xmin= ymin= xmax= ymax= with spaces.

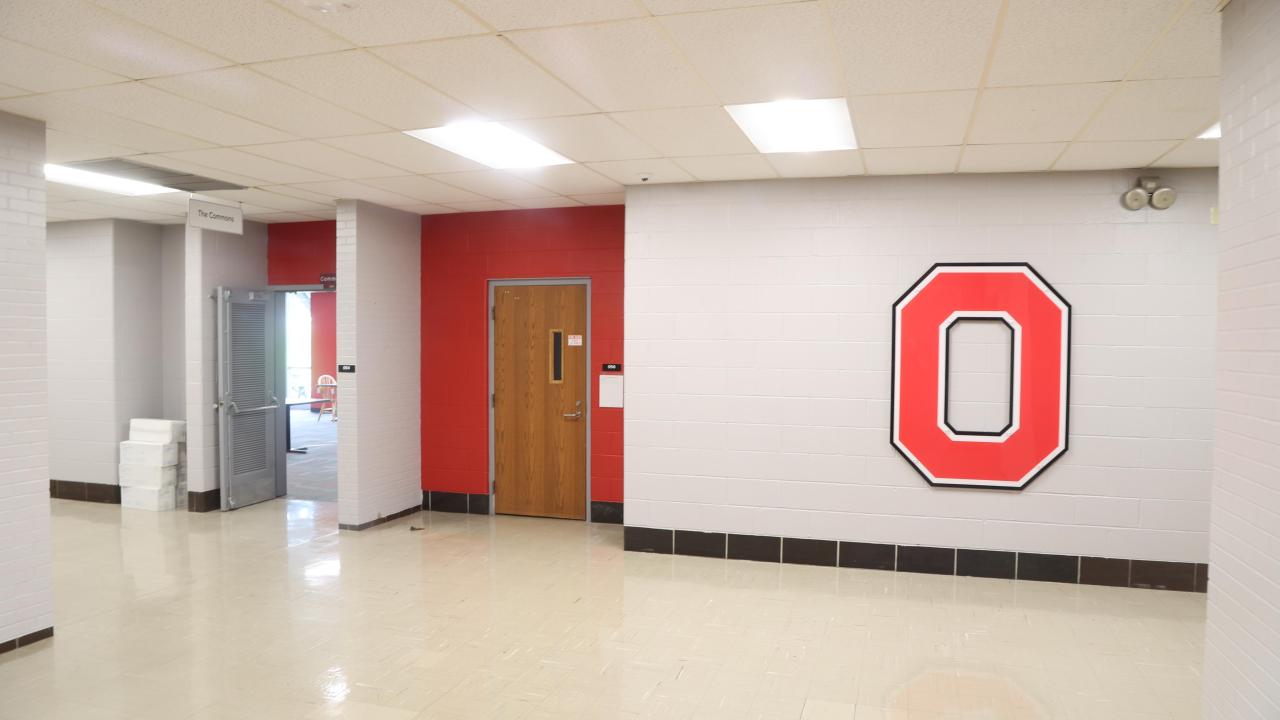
xmin=188 ymin=199 xmax=243 ymax=235
xmin=891 ymin=263 xmax=1070 ymax=490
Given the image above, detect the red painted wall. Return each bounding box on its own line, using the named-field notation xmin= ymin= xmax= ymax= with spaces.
xmin=421 ymin=206 xmax=624 ymax=502
xmin=267 ymin=220 xmax=335 ymax=286
xmin=310 ymin=291 xmax=337 ymax=397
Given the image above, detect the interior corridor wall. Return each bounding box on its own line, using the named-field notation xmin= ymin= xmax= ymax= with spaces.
xmin=161 ymin=225 xmax=184 ymax=422
xmin=625 ymin=170 xmax=1217 ymax=563
xmin=1203 ymin=0 xmax=1280 ymax=714
xmin=0 ymin=110 xmax=51 ymax=647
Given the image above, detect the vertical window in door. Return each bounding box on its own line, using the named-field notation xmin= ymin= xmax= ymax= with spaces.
xmin=549 ymin=329 xmax=564 ymax=383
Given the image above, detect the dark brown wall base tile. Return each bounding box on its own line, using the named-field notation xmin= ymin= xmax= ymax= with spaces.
xmin=624 ymin=526 xmax=673 ymax=554
xmin=1131 ymin=560 xmax=1196 ymax=592
xmin=0 ymin=626 xmax=53 ymax=656
xmin=898 ymin=546 xmax=955 ymax=575
xmin=428 ymin=491 xmax=470 ymax=514
xmin=590 ymin=501 xmax=624 ymax=524
xmin=50 ymin=479 xmax=119 ymax=504
xmin=1195 ymin=563 xmax=1209 ymax=593
xmin=957 ymin=549 xmax=1015 ymax=579
xmin=782 ymin=538 xmax=837 ymax=567
xmin=838 ymin=542 xmax=895 ymax=571
xmin=1017 ymin=553 xmax=1079 ymax=584
xmin=728 ymin=534 xmax=780 ymax=563
xmin=338 ymin=504 xmax=421 ymax=531
xmin=188 ymin=489 xmax=220 ymax=513
xmin=468 ymin=493 xmax=490 ymax=515
xmin=1080 ymin=557 xmax=1130 ymax=587
xmin=674 ymin=530 xmax=726 ymax=558
xmin=86 ymin=483 xmax=121 ymax=504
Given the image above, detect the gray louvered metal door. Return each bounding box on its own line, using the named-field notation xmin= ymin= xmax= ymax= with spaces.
xmin=216 ymin=288 xmax=280 ymax=510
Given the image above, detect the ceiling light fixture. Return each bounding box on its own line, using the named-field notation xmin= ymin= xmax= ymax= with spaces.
xmin=403 ymin=122 xmax=573 ymax=169
xmin=44 ymin=163 xmax=177 ymax=196
xmin=725 ymin=98 xmax=858 ymax=154
xmin=1197 ymin=122 xmax=1221 ymax=139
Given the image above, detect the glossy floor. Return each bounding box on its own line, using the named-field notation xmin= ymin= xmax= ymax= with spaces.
xmin=0 ymin=500 xmax=1206 ymax=719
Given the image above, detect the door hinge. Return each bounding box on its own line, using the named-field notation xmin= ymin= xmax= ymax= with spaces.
xmin=491 ymin=392 xmax=495 ymax=408
xmin=490 ymin=305 xmax=495 ymax=320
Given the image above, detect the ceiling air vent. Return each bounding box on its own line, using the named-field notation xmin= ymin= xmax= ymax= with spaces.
xmin=62 ymin=158 xmax=245 ymax=193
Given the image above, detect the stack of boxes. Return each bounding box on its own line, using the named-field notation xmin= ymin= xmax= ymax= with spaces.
xmin=118 ymin=419 xmax=186 ymax=511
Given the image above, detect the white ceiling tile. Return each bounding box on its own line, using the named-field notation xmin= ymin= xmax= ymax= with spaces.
xmin=132 ymin=153 xmax=269 ymax=187
xmin=252 ymin=51 xmax=473 ymax=131
xmin=261 ymin=184 xmax=343 ymax=204
xmin=282 ymin=0 xmax=485 ymax=46
xmin=198 ymin=188 xmax=333 ymax=212
xmin=158 ymin=148 xmax=334 ymax=184
xmin=432 ymin=170 xmax=555 ymax=200
xmin=0 ymin=0 xmax=229 ymax=78
xmin=47 ymin=202 xmax=113 ymax=221
xmin=147 ymin=67 xmax=386 ymax=138
xmin=389 ymin=203 xmax=454 ymax=216
xmin=958 ymin=143 xmax=1066 ymax=173
xmin=766 ymin=150 xmax=864 ymax=178
xmin=571 ymin=192 xmax=626 ymax=205
xmin=1081 ymin=78 xmax=1219 ymax=142
xmin=987 ymin=0 xmax=1184 ymax=87
xmin=374 ymin=36 xmax=595 ymax=120
xmin=0 ymin=95 xmax=211 ymax=153
xmin=851 ymin=91 xmax=975 ymax=148
xmin=1149 ymin=138 xmax=1219 ymax=168
xmin=1132 ymin=0 xmax=1220 ymax=80
xmin=587 ymin=158 xmax=694 ymax=185
xmin=509 ymin=20 xmax=717 ymax=111
xmin=245 ymin=211 xmax=331 ymax=223
xmin=968 ymin=84 xmax=1114 ymax=144
xmin=46 ymin=183 xmax=143 ymax=203
xmin=642 ymin=0 xmax=780 ymax=13
xmin=609 ymin=107 xmax=755 ymax=157
xmin=827 ymin=0 xmax=1000 ymax=95
xmin=1054 ymin=140 xmax=1178 ymax=170
xmin=65 ymin=200 xmax=183 ymax=222
xmin=675 ymin=154 xmax=778 ymax=181
xmin=92 ymin=0 xmax=351 ymax=63
xmin=457 ymin=0 xmax=644 ymax=30
xmin=322 ymin=133 xmax=486 ymax=174
xmin=506 ymin=115 xmax=658 ymax=163
xmin=0 ymin=37 xmax=127 ymax=92
xmin=361 ymin=175 xmax=488 ymax=204
xmin=509 ymin=196 xmax=585 ymax=209
xmin=53 ymin=82 xmax=295 ymax=146
xmin=0 ymin=84 xmax=28 ymax=98
xmin=442 ymin=200 xmax=520 ymax=212
xmin=508 ymin=165 xmax=624 ymax=196
xmin=241 ymin=141 xmax=406 ymax=179
xmin=659 ymin=3 xmax=844 ymax=104
xmin=862 ymin=146 xmax=961 ymax=175
xmin=287 ymin=180 xmax=420 ymax=206
xmin=45 ymin=130 xmax=141 ymax=164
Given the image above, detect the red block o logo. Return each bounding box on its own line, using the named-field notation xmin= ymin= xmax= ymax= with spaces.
xmin=891 ymin=264 xmax=1070 ymax=489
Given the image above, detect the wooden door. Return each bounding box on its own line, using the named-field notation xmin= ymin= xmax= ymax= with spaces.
xmin=493 ymin=284 xmax=588 ymax=519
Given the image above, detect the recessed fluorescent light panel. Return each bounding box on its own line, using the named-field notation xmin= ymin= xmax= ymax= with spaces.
xmin=44 ymin=163 xmax=176 ymax=196
xmin=725 ymin=98 xmax=858 ymax=154
xmin=404 ymin=122 xmax=572 ymax=169
xmin=1197 ymin=122 xmax=1221 ymax=139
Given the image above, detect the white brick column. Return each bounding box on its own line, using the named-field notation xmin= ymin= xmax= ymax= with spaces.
xmin=0 ymin=110 xmax=52 ymax=649
xmin=1203 ymin=0 xmax=1280 ymax=716
xmin=335 ymin=200 xmax=421 ymax=529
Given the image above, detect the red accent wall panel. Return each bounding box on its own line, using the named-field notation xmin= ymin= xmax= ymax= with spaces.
xmin=267 ymin=220 xmax=335 ymax=285
xmin=421 ymin=206 xmax=625 ymax=502
xmin=310 ymin=291 xmax=337 ymax=398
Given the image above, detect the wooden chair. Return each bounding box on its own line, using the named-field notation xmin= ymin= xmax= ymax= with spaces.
xmin=315 ymin=374 xmax=337 ymax=421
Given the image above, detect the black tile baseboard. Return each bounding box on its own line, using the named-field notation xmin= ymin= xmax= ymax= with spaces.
xmin=338 ymin=503 xmax=421 ymax=531
xmin=188 ymin=488 xmax=220 ymax=513
xmin=50 ymin=480 xmax=120 ymax=504
xmin=590 ymin=501 xmax=624 ymax=524
xmin=0 ymin=626 xmax=53 ymax=656
xmin=426 ymin=491 xmax=489 ymax=515
xmin=621 ymin=525 xmax=1207 ymax=593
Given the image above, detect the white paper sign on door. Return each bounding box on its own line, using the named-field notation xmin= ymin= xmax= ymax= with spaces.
xmin=567 ymin=334 xmax=583 ymax=347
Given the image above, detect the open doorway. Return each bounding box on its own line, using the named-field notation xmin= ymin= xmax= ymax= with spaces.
xmin=282 ymin=290 xmax=337 ymax=502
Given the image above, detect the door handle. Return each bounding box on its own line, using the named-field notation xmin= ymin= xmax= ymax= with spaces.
xmin=562 ymin=400 xmax=583 ymax=419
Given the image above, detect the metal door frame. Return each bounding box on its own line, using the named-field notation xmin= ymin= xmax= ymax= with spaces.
xmin=488 ymin=278 xmax=592 ymax=521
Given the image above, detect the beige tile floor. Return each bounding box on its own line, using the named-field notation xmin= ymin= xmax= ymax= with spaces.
xmin=0 ymin=500 xmax=1206 ymax=720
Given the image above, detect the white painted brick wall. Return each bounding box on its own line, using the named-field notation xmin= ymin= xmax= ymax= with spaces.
xmin=625 ymin=169 xmax=1217 ymax=562
xmin=0 ymin=110 xmax=52 ymax=644
xmin=336 ymin=200 xmax=421 ymax=527
xmin=1204 ymin=0 xmax=1280 ymax=715
xmin=160 ymin=225 xmax=184 ymax=422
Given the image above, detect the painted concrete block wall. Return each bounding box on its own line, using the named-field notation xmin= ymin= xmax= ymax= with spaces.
xmin=160 ymin=224 xmax=185 ymax=422
xmin=0 ymin=110 xmax=52 ymax=644
xmin=1204 ymin=0 xmax=1280 ymax=715
xmin=336 ymin=200 xmax=421 ymax=527
xmin=183 ymin=222 xmax=268 ymax=494
xmin=625 ymin=169 xmax=1217 ymax=562
xmin=112 ymin=221 xmax=163 ymax=448
xmin=47 ymin=220 xmax=116 ymax=484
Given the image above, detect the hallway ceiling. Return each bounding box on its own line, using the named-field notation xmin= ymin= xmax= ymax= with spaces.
xmin=0 ymin=0 xmax=1221 ymax=224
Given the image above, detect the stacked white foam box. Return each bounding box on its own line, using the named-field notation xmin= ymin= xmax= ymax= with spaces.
xmin=119 ymin=419 xmax=186 ymax=511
